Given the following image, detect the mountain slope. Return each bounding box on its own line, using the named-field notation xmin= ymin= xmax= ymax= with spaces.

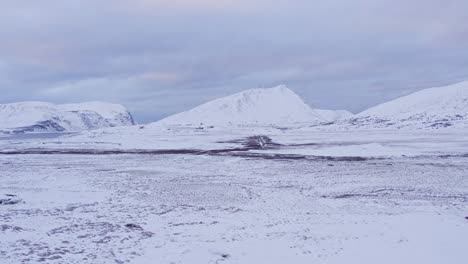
xmin=157 ymin=85 xmax=351 ymax=126
xmin=353 ymin=81 xmax=468 ymax=129
xmin=0 ymin=101 xmax=135 ymax=133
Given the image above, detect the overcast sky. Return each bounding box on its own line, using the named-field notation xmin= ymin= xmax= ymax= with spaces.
xmin=1 ymin=0 xmax=468 ymax=122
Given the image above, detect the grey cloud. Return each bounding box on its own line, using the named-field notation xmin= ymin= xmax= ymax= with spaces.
xmin=1 ymin=0 xmax=468 ymax=122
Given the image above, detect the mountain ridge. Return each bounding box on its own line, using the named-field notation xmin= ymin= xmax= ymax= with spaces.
xmin=0 ymin=101 xmax=135 ymax=133
xmin=348 ymin=80 xmax=468 ymax=129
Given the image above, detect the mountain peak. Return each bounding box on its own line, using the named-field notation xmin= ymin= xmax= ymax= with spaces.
xmin=233 ymin=85 xmax=294 ymax=98
xmin=266 ymin=84 xmax=289 ymax=91
xmin=156 ymin=85 xmax=349 ymax=126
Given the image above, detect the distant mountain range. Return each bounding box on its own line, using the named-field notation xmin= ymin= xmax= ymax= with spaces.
xmin=157 ymin=81 xmax=468 ymax=129
xmin=1 ymin=81 xmax=467 ymax=134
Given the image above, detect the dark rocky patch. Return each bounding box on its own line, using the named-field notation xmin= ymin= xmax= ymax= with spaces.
xmin=1 ymin=224 xmax=24 ymax=232
xmin=0 ymin=134 xmax=382 ymax=162
xmin=324 ymin=188 xmax=467 ymax=202
xmin=0 ymin=147 xmax=374 ymax=162
xmin=124 ymin=223 xmax=143 ymax=230
xmin=13 ymin=119 xmax=66 ymax=133
xmin=0 ymin=194 xmax=23 ymax=205
xmin=170 ymin=221 xmax=205 ymax=227
xmin=332 ymin=193 xmax=378 ymax=199
xmin=218 ymin=135 xmax=281 ymax=150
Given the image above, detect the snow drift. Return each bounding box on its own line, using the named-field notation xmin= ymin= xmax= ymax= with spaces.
xmin=157 ymin=85 xmax=352 ymax=126
xmin=0 ymin=101 xmax=135 ymax=133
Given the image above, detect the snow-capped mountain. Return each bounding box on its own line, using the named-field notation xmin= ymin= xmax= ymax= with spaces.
xmin=351 ymin=80 xmax=468 ymax=129
xmin=157 ymin=85 xmax=352 ymax=126
xmin=0 ymin=101 xmax=135 ymax=133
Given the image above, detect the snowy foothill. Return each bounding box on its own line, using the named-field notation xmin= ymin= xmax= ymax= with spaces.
xmin=347 ymin=80 xmax=468 ymax=129
xmin=358 ymin=80 xmax=468 ymax=119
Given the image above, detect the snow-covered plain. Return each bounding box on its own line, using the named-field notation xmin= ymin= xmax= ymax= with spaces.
xmin=0 ymin=125 xmax=467 ymax=264
xmin=1 ymin=82 xmax=468 ymax=263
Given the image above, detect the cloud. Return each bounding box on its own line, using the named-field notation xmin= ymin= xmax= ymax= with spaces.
xmin=130 ymin=0 xmax=247 ymax=10
xmin=1 ymin=0 xmax=468 ymax=122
